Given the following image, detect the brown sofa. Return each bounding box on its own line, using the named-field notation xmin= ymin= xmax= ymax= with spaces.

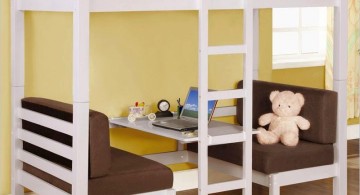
xmin=189 ymin=80 xmax=337 ymax=174
xmin=21 ymin=97 xmax=173 ymax=195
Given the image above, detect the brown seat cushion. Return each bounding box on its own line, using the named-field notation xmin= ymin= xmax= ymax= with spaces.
xmin=89 ymin=148 xmax=173 ymax=195
xmin=237 ymin=80 xmax=337 ymax=144
xmin=21 ymin=97 xmax=111 ymax=178
xmin=188 ymin=139 xmax=334 ymax=174
xmin=23 ymin=147 xmax=174 ymax=194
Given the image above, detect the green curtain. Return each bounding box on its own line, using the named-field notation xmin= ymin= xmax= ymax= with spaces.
xmin=325 ymin=0 xmax=359 ymax=119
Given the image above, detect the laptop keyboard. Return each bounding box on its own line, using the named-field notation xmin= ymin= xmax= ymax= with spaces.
xmin=164 ymin=119 xmax=197 ymax=127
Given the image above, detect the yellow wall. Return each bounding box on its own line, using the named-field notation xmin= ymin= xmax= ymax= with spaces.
xmin=272 ymin=66 xmax=325 ymax=89
xmin=1 ymin=0 xmax=11 ymax=193
xmin=1 ymin=6 xmax=272 ymax=194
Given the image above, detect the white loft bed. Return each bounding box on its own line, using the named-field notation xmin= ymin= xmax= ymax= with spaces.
xmin=11 ymin=0 xmax=348 ymax=195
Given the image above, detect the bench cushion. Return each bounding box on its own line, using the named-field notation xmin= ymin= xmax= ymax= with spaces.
xmin=237 ymin=80 xmax=337 ymax=144
xmin=188 ymin=139 xmax=334 ymax=174
xmin=89 ymin=148 xmax=173 ymax=195
xmin=24 ymin=147 xmax=174 ymax=194
xmin=22 ymin=97 xmax=111 ymax=178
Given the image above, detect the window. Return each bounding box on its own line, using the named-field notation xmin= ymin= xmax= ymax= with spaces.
xmin=272 ymin=7 xmax=327 ymax=69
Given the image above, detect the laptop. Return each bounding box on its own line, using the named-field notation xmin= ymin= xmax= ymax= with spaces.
xmin=152 ymin=87 xmax=217 ymax=131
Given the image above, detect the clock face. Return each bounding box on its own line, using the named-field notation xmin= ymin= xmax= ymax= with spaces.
xmin=158 ymin=100 xmax=170 ymax=112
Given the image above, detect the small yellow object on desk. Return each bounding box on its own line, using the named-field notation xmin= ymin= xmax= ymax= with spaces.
xmin=182 ymin=131 xmax=198 ymax=137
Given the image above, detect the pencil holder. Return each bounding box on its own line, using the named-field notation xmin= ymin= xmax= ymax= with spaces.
xmin=177 ymin=105 xmax=183 ymax=119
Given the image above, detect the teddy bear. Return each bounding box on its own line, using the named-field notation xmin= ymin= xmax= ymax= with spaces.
xmin=256 ymin=90 xmax=310 ymax=146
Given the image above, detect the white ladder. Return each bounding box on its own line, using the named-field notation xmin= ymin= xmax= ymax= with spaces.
xmin=197 ymin=0 xmax=253 ymax=194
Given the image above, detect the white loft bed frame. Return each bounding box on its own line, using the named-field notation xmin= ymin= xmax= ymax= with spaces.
xmin=11 ymin=0 xmax=348 ymax=195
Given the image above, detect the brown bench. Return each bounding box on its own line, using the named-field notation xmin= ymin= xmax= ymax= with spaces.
xmin=189 ymin=80 xmax=337 ymax=194
xmin=21 ymin=97 xmax=173 ymax=195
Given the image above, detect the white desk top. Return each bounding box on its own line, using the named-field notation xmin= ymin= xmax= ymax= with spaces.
xmin=109 ymin=117 xmax=257 ymax=144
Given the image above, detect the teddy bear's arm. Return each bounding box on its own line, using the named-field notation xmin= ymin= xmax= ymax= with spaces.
xmin=296 ymin=116 xmax=310 ymax=130
xmin=258 ymin=113 xmax=276 ymax=126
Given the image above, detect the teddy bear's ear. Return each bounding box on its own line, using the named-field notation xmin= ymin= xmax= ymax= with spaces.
xmin=270 ymin=91 xmax=280 ymax=102
xmin=295 ymin=93 xmax=305 ymax=107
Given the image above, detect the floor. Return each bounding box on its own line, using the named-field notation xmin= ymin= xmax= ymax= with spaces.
xmin=178 ymin=139 xmax=359 ymax=195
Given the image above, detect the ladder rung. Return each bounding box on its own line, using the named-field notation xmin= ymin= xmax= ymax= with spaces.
xmin=208 ymin=89 xmax=245 ymax=101
xmin=208 ymin=133 xmax=245 ymax=146
xmin=208 ymin=45 xmax=246 ymax=55
xmin=208 ymin=179 xmax=246 ymax=194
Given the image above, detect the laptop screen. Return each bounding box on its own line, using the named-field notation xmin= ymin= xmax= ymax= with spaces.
xmin=181 ymin=87 xmax=217 ymax=120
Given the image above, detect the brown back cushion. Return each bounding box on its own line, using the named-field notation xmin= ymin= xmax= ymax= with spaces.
xmin=21 ymin=97 xmax=111 ymax=178
xmin=237 ymin=80 xmax=337 ymax=144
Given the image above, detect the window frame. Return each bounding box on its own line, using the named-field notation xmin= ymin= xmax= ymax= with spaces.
xmin=272 ymin=7 xmax=327 ymax=69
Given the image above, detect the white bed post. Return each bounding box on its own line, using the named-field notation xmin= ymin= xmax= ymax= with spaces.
xmin=243 ymin=1 xmax=253 ymax=195
xmin=198 ymin=0 xmax=209 ymax=194
xmin=72 ymin=0 xmax=90 ymax=194
xmin=253 ymin=9 xmax=259 ymax=80
xmin=332 ymin=0 xmax=348 ymax=194
xmin=11 ymin=0 xmax=25 ymax=194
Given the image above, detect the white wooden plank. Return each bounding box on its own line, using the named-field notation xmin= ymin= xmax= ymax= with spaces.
xmin=143 ymin=151 xmax=190 ymax=165
xmin=252 ymin=170 xmax=269 ymax=187
xmin=208 ymin=89 xmax=245 ymax=101
xmin=173 ymin=169 xmax=199 ymax=191
xmin=243 ymin=0 xmax=254 ymax=194
xmin=333 ymin=80 xmax=348 ymax=195
xmin=137 ymin=189 xmax=176 ymax=195
xmin=253 ymin=9 xmax=259 ymax=80
xmin=11 ymin=94 xmax=25 ymax=195
xmin=274 ymin=164 xmax=336 ymax=186
xmin=208 ymin=45 xmax=246 ymax=55
xmin=333 ymin=1 xmax=348 ymax=80
xmin=11 ymin=0 xmax=25 ymax=193
xmin=198 ymin=0 xmax=210 ymax=194
xmin=253 ymin=0 xmax=338 ymax=8
xmin=17 ymin=0 xmax=74 ymax=12
xmin=347 ymin=124 xmax=360 ymax=140
xmin=18 ymin=170 xmax=70 ymax=195
xmin=208 ymin=179 xmax=245 ymax=194
xmin=72 ymin=103 xmax=90 ymax=195
xmin=18 ymin=149 xmax=73 ymax=183
xmin=18 ymin=128 xmax=73 ymax=160
xmin=212 ymin=106 xmax=236 ymax=117
xmin=208 ymin=133 xmax=245 ymax=146
xmin=18 ymin=108 xmax=74 ymax=136
xmin=91 ymin=0 xmax=244 ymax=12
xmin=72 ymin=3 xmax=90 ymax=194
xmin=11 ymin=0 xmax=25 ymax=87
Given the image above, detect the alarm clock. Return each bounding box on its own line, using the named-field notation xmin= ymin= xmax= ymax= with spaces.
xmin=155 ymin=99 xmax=173 ymax=118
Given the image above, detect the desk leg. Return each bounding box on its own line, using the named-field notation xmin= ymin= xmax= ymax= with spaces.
xmin=177 ymin=141 xmax=185 ymax=151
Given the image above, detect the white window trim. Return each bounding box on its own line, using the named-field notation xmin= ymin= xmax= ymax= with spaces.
xmin=273 ymin=53 xmax=325 ymax=69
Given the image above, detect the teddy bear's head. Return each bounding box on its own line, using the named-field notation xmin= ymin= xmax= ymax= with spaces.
xmin=270 ymin=90 xmax=305 ymax=117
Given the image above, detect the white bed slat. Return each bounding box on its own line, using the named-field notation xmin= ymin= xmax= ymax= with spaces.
xmin=18 ymin=108 xmax=73 ymax=136
xmin=18 ymin=170 xmax=70 ymax=195
xmin=208 ymin=133 xmax=245 ymax=146
xmin=18 ymin=128 xmax=73 ymax=160
xmin=91 ymin=0 xmax=244 ymax=12
xmin=208 ymin=89 xmax=245 ymax=101
xmin=208 ymin=179 xmax=246 ymax=194
xmin=16 ymin=0 xmax=340 ymax=13
xmin=274 ymin=164 xmax=336 ymax=186
xmin=17 ymin=0 xmax=246 ymax=12
xmin=18 ymin=149 xmax=73 ymax=184
xmin=253 ymin=0 xmax=338 ymax=8
xmin=17 ymin=0 xmax=74 ymax=12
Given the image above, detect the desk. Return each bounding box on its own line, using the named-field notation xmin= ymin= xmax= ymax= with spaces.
xmin=110 ymin=116 xmax=254 ymax=145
